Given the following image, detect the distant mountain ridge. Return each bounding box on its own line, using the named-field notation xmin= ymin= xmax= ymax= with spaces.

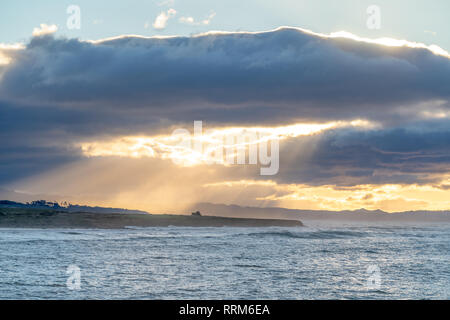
xmin=0 ymin=200 xmax=149 ymax=215
xmin=192 ymin=203 xmax=450 ymax=222
xmin=2 ymin=200 xmax=449 ymax=222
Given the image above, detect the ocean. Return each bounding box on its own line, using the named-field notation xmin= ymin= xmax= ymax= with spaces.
xmin=0 ymin=222 xmax=449 ymax=299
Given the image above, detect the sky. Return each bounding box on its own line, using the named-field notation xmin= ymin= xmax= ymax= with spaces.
xmin=1 ymin=0 xmax=449 ymax=50
xmin=0 ymin=1 xmax=449 ymax=213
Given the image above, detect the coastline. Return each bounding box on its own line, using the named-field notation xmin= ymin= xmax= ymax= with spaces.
xmin=0 ymin=208 xmax=303 ymax=229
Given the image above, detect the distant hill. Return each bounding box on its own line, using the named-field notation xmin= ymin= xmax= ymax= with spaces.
xmin=0 ymin=200 xmax=149 ymax=215
xmin=191 ymin=203 xmax=450 ymax=223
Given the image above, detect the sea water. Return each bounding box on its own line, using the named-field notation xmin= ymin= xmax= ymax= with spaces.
xmin=0 ymin=222 xmax=449 ymax=299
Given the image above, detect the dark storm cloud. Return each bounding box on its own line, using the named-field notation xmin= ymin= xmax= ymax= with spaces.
xmin=1 ymin=28 xmax=449 ymax=125
xmin=276 ymin=124 xmax=450 ymax=186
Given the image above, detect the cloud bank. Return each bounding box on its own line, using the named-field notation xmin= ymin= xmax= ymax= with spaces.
xmin=2 ymin=28 xmax=449 ymax=123
xmin=0 ymin=27 xmax=449 ymax=211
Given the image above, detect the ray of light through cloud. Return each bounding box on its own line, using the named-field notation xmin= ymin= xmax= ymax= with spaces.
xmin=79 ymin=119 xmax=376 ymax=166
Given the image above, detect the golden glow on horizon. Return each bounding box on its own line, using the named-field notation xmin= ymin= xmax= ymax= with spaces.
xmin=203 ymin=179 xmax=450 ymax=212
xmin=12 ymin=161 xmax=450 ymax=213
